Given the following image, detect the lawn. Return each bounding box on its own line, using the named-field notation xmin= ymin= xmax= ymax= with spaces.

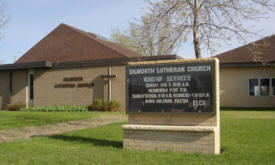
xmin=0 ymin=111 xmax=106 ymax=130
xmin=0 ymin=111 xmax=274 ymax=165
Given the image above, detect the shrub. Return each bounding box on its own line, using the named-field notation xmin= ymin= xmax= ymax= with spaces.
xmin=91 ymin=99 xmax=104 ymax=111
xmin=6 ymin=103 xmax=26 ymax=111
xmin=21 ymin=105 xmax=88 ymax=112
xmin=104 ymin=100 xmax=120 ymax=112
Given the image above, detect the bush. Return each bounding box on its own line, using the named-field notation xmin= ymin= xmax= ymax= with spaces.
xmin=21 ymin=105 xmax=88 ymax=112
xmin=104 ymin=100 xmax=120 ymax=112
xmin=91 ymin=99 xmax=104 ymax=111
xmin=6 ymin=103 xmax=26 ymax=111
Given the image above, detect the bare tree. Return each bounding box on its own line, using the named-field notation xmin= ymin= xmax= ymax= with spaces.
xmin=111 ymin=29 xmax=145 ymax=55
xmin=111 ymin=13 xmax=183 ymax=56
xmin=129 ymin=13 xmax=183 ymax=56
xmin=146 ymin=0 xmax=275 ymax=58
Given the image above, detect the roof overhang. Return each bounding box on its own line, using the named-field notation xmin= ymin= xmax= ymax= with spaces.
xmin=220 ymin=61 xmax=275 ymax=68
xmin=50 ymin=55 xmax=180 ymax=68
xmin=0 ymin=55 xmax=180 ymax=71
xmin=2 ymin=56 xmax=273 ymax=71
xmin=0 ymin=61 xmax=52 ymax=71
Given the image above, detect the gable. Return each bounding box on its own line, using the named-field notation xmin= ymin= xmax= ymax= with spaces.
xmin=16 ymin=24 xmax=141 ymax=64
xmin=216 ymin=35 xmax=275 ymax=64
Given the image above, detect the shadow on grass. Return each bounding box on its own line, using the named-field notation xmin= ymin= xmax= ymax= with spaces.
xmin=221 ymin=107 xmax=275 ymax=111
xmin=48 ymin=135 xmax=123 ymax=148
xmin=220 ymin=147 xmax=226 ymax=153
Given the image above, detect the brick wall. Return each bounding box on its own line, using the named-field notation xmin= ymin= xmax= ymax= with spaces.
xmin=123 ymin=128 xmax=216 ymax=154
xmin=0 ymin=70 xmax=28 ymax=109
xmin=129 ymin=113 xmax=217 ymax=126
xmin=0 ymin=71 xmax=10 ymax=109
xmin=11 ymin=70 xmax=28 ymax=105
xmin=0 ymin=65 xmax=127 ymax=110
xmin=33 ymin=65 xmax=127 ymax=110
xmin=124 ymin=113 xmax=219 ymax=154
xmin=220 ymin=67 xmax=275 ymax=107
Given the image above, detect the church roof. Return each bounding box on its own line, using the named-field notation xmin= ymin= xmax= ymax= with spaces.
xmin=16 ymin=23 xmax=141 ymax=63
xmin=215 ymin=34 xmax=275 ymax=64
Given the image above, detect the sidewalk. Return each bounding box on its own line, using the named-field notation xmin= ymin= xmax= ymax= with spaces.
xmin=0 ymin=114 xmax=127 ymax=143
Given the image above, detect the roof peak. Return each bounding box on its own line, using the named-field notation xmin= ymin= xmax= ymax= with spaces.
xmin=15 ymin=23 xmax=141 ymax=64
xmin=56 ymin=23 xmax=137 ymax=59
xmin=58 ymin=23 xmax=110 ymax=41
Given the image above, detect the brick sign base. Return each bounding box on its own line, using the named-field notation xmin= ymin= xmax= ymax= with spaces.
xmin=123 ymin=125 xmax=219 ymax=154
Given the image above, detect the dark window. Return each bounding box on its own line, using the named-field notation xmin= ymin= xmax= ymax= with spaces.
xmin=260 ymin=78 xmax=270 ymax=96
xmin=29 ymin=73 xmax=34 ymax=100
xmin=249 ymin=79 xmax=259 ymax=96
xmin=272 ymin=78 xmax=275 ymax=96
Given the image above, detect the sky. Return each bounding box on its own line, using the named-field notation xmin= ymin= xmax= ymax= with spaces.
xmin=0 ymin=0 xmax=275 ymax=64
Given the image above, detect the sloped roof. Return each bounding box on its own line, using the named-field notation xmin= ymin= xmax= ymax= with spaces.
xmin=16 ymin=23 xmax=141 ymax=63
xmin=215 ymin=34 xmax=275 ymax=64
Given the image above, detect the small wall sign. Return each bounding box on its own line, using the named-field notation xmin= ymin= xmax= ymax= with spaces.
xmin=54 ymin=77 xmax=94 ymax=88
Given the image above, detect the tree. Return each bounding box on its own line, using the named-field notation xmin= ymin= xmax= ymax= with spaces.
xmin=111 ymin=29 xmax=145 ymax=55
xmin=145 ymin=0 xmax=275 ymax=58
xmin=111 ymin=14 xmax=183 ymax=56
xmin=129 ymin=14 xmax=183 ymax=56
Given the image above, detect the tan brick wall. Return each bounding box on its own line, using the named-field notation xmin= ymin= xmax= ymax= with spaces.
xmin=111 ymin=66 xmax=126 ymax=110
xmin=0 ymin=70 xmax=28 ymax=109
xmin=123 ymin=129 xmax=216 ymax=154
xmin=11 ymin=70 xmax=28 ymax=105
xmin=129 ymin=114 xmax=217 ymax=126
xmin=33 ymin=65 xmax=127 ymax=110
xmin=0 ymin=71 xmax=10 ymax=110
xmin=220 ymin=67 xmax=275 ymax=108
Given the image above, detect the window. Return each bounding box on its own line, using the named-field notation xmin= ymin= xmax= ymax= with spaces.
xmin=260 ymin=78 xmax=270 ymax=96
xmin=249 ymin=79 xmax=259 ymax=96
xmin=249 ymin=78 xmax=274 ymax=96
xmin=29 ymin=72 xmax=34 ymax=100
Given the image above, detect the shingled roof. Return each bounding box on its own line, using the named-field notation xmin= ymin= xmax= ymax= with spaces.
xmin=215 ymin=34 xmax=275 ymax=64
xmin=16 ymin=24 xmax=141 ymax=63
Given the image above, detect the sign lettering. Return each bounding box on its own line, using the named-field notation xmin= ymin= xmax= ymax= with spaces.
xmin=127 ymin=61 xmax=215 ymax=113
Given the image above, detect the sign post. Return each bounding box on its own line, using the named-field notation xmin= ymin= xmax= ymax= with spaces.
xmin=123 ymin=58 xmax=220 ymax=154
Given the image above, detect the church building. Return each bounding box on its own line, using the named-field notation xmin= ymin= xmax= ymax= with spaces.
xmin=1 ymin=24 xmax=274 ymax=110
xmin=0 ymin=24 xmax=177 ymax=110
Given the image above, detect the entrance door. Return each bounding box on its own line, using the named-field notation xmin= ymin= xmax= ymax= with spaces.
xmin=28 ymin=71 xmax=34 ymax=107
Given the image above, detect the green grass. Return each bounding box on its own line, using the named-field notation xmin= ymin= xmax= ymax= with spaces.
xmin=0 ymin=111 xmax=274 ymax=165
xmin=221 ymin=110 xmax=275 ymax=119
xmin=0 ymin=111 xmax=105 ymax=130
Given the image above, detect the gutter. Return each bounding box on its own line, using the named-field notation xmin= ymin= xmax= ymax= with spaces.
xmin=0 ymin=55 xmax=179 ymax=71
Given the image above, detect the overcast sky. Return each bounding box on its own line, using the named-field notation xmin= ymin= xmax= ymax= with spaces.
xmin=0 ymin=0 xmax=275 ymax=64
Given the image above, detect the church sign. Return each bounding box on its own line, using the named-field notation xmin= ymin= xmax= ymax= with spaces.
xmin=127 ymin=60 xmax=216 ymax=113
xmin=124 ymin=59 xmax=220 ymax=154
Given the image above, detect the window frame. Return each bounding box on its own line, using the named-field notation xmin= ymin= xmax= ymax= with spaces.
xmin=248 ymin=78 xmax=259 ymax=96
xmin=248 ymin=77 xmax=275 ymax=97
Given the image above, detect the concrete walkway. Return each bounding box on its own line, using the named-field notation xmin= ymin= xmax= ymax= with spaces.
xmin=0 ymin=114 xmax=127 ymax=143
